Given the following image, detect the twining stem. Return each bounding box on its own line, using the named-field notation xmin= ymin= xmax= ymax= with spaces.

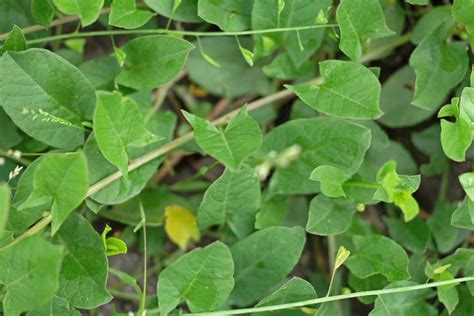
xmin=145 ymin=277 xmax=474 ymax=316
xmin=138 ymin=201 xmax=148 ymax=314
xmin=0 ymin=7 xmax=112 ymax=42
xmin=25 ymin=24 xmax=339 ymax=45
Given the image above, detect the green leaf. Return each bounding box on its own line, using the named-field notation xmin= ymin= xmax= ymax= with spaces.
xmin=0 ymin=235 xmax=63 ymax=315
xmin=289 ymin=60 xmax=383 ymax=119
xmin=237 ymin=44 xmax=254 ymax=67
xmin=263 ymin=53 xmax=315 ymax=80
xmin=31 ymin=0 xmax=54 ymax=27
xmin=257 ymin=117 xmax=371 ymax=195
xmin=251 ymin=0 xmax=331 ymax=66
xmin=0 ymin=0 xmax=38 ymax=36
xmin=144 ymin=0 xmax=201 ymax=23
xmin=27 ymin=296 xmax=81 ymax=316
xmin=255 ymin=277 xmax=316 ymax=307
xmin=183 ymin=107 xmax=262 ymax=170
xmin=187 ymin=37 xmax=270 ymax=98
xmin=101 ymin=224 xmax=128 ymax=256
xmin=93 ymin=91 xmax=162 ymax=177
xmin=54 ymin=213 xmax=112 ymax=308
xmin=197 ymin=165 xmax=260 ymax=238
xmin=335 ymin=246 xmax=351 ymax=270
xmin=157 ymin=241 xmax=234 ymax=316
xmin=336 ymin=0 xmax=394 ymax=61
xmin=79 ymin=55 xmax=121 ymax=90
xmin=384 ymin=216 xmax=431 ymax=253
xmin=52 ymin=0 xmax=104 ymax=27
xmin=411 ymin=5 xmax=453 ymax=44
xmin=116 ymin=35 xmax=194 ymax=90
xmin=109 ymin=268 xmax=142 ymax=300
xmin=460 ymin=87 xmax=474 ymax=124
xmin=20 ymin=152 xmax=89 ymax=234
xmin=0 ymin=49 xmax=96 ymax=149
xmin=453 ymin=0 xmax=474 ymax=35
xmin=459 ymin=172 xmax=474 ymax=201
xmin=451 ymin=197 xmax=474 ymax=230
xmin=0 ymin=109 xmax=22 ymax=150
xmin=428 ymin=202 xmax=466 ymax=254
xmin=0 ymin=184 xmax=10 ymax=234
xmin=255 ymin=195 xmax=308 ymax=229
xmin=109 ymin=0 xmax=155 ymax=29
xmin=6 ymin=158 xmax=45 ymax=233
xmin=378 ymin=66 xmax=435 ymax=128
xmin=345 ymin=235 xmax=410 ymax=281
xmin=230 ymin=226 xmax=306 ymax=306
xmin=86 ymin=111 xmax=176 ymax=205
xmin=374 ymin=160 xmax=420 ymax=222
xmin=310 ymin=165 xmax=350 ymax=198
xmin=369 ymin=281 xmax=433 ymax=315
xmin=198 ymin=0 xmax=251 ymax=31
xmin=439 ymin=98 xmax=472 ymax=162
xmin=409 ymin=26 xmax=469 ymax=110
xmin=306 ymin=195 xmax=355 ymax=236
xmin=2 ymin=25 xmax=27 ymax=53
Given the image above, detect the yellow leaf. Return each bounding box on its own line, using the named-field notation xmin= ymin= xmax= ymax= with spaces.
xmin=164 ymin=205 xmax=200 ymax=250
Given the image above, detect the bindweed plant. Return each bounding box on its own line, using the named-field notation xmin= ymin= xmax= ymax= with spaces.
xmin=1 ymin=0 xmax=474 ymax=315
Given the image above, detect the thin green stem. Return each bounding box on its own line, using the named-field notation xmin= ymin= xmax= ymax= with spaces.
xmin=0 ymin=214 xmax=52 ymax=251
xmin=26 ymin=24 xmax=339 ymax=45
xmin=326 ymin=236 xmax=337 ymax=297
xmin=439 ymin=167 xmax=449 ymax=202
xmin=146 ymin=277 xmax=474 ymax=315
xmin=0 ymin=150 xmax=32 ymax=166
xmin=0 ymin=7 xmax=112 ymax=41
xmin=139 ymin=201 xmax=148 ymax=315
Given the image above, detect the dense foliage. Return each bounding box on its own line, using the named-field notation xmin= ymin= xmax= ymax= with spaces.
xmin=1 ymin=0 xmax=474 ymax=315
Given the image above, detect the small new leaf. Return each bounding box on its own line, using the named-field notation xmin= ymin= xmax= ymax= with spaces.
xmin=438 ymin=98 xmax=472 ymax=162
xmin=310 ymin=165 xmax=350 ymax=197
xmin=2 ymin=25 xmax=27 ymax=53
xmin=375 ymin=160 xmax=420 ymax=222
xmin=335 ymin=246 xmax=351 ymax=270
xmin=101 ymin=224 xmax=127 ymax=256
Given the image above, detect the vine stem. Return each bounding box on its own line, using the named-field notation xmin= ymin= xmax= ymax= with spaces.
xmin=0 ymin=214 xmax=52 ymax=251
xmin=146 ymin=277 xmax=474 ymax=316
xmin=0 ymin=7 xmax=112 ymax=42
xmin=25 ymin=24 xmax=339 ymax=45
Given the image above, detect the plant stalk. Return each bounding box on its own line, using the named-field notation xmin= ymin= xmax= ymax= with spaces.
xmin=147 ymin=277 xmax=474 ymax=315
